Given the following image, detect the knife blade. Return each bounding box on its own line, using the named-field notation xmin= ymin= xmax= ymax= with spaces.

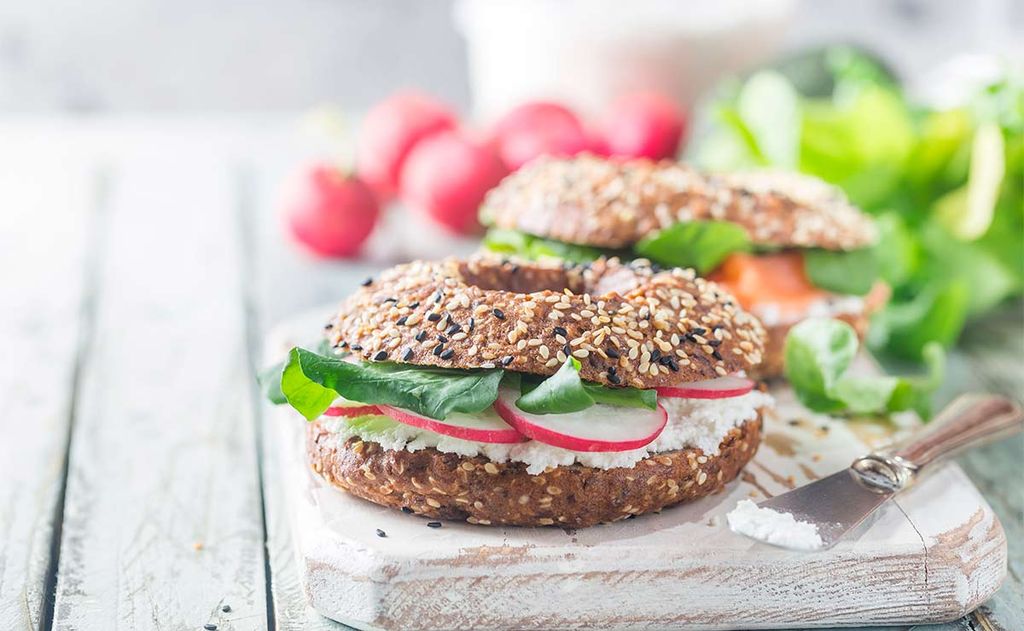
xmin=732 ymin=394 xmax=1023 ymax=550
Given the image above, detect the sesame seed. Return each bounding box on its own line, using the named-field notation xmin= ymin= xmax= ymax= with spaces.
xmin=396 ymin=316 xmax=408 ymax=326
xmin=414 ymin=330 xmax=427 ymax=342
xmin=427 ymin=521 xmax=442 ymax=528
xmin=426 ymin=313 xmax=441 ymax=322
xmin=402 ymin=348 xmax=414 ymax=361
xmin=361 ymin=277 xmax=373 ymax=286
xmin=500 ymin=355 xmax=514 ymax=366
xmin=221 ymin=605 xmax=231 ymax=613
xmin=376 ymin=528 xmax=386 ymax=538
xmin=440 ymin=349 xmax=455 ymax=360
xmin=350 ymin=344 xmax=363 ymax=351
xmin=372 ymin=350 xmax=388 ymax=361
xmin=401 ymin=507 xmax=414 ymax=514
xmin=432 ymin=344 xmax=444 ymax=356
xmin=492 ymin=308 xmax=506 ymax=320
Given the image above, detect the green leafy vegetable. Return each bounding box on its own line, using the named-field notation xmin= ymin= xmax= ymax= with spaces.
xmin=634 ymin=221 xmax=751 ymax=274
xmin=274 ymin=347 xmax=505 ymax=421
xmin=482 ymin=228 xmax=604 ymax=264
xmin=784 ymin=318 xmax=945 ymax=418
xmin=695 ymin=47 xmax=1023 ymax=361
xmin=516 ymin=358 xmax=657 ymax=415
xmin=259 ymin=361 xmax=287 ymax=404
xmin=803 ymin=247 xmax=879 ymax=295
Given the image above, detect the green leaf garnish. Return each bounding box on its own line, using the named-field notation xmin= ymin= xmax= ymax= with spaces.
xmin=803 ymin=247 xmax=879 ymax=295
xmin=482 ymin=228 xmax=604 ymax=264
xmin=784 ymin=318 xmax=945 ymax=419
xmin=634 ymin=221 xmax=751 ymax=274
xmin=516 ymin=357 xmax=657 ymax=415
xmin=275 ymin=347 xmax=505 ymax=421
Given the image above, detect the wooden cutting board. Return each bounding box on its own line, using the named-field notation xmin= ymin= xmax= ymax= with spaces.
xmin=267 ymin=312 xmax=1006 ymax=631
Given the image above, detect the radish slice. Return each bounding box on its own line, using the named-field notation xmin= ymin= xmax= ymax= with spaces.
xmin=493 ymin=388 xmax=667 ymax=452
xmin=377 ymin=404 xmax=526 ymax=444
xmin=324 ymin=404 xmax=381 ymax=418
xmin=656 ymin=375 xmax=754 ymax=399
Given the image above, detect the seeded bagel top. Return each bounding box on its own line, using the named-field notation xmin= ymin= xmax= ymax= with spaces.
xmin=326 ymin=257 xmax=765 ymax=389
xmin=480 ymin=154 xmax=877 ymax=251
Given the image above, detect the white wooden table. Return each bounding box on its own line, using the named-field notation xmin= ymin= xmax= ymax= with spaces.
xmin=0 ymin=117 xmax=1020 ymax=631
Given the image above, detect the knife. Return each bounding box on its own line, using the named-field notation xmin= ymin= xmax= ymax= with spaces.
xmin=732 ymin=394 xmax=1023 ymax=550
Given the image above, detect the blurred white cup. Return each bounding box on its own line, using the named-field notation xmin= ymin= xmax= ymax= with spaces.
xmin=455 ymin=0 xmax=795 ymax=122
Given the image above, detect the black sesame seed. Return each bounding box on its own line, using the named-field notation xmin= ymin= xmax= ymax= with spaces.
xmin=361 ymin=277 xmax=373 ymax=286
xmin=608 ymin=365 xmax=617 ymax=374
xmin=492 ymin=308 xmax=506 ymax=320
xmin=563 ymin=344 xmax=571 ymax=356
xmin=338 ymin=340 xmax=348 ymax=348
xmin=684 ymin=334 xmax=696 ymax=343
xmin=446 ymin=323 xmax=462 ymax=335
xmin=434 ymin=291 xmax=444 ymax=303
xmin=204 ymin=625 xmax=217 ymax=631
xmin=350 ymin=344 xmax=363 ymax=351
xmin=401 ymin=506 xmax=414 ymax=514
xmin=608 ymin=372 xmax=621 ymax=385
xmin=658 ymin=355 xmax=672 ymax=366
xmin=666 ymin=357 xmax=679 ymax=372
xmin=606 ymin=347 xmax=620 ymax=359
xmin=323 ymin=322 xmax=334 ymax=330
xmin=708 ymin=339 xmax=722 ymax=347
xmin=427 ymin=521 xmax=442 ymax=528
xmin=376 ymin=528 xmax=387 ymax=538
xmin=383 ymin=297 xmax=398 ymax=303
xmin=414 ymin=330 xmax=427 ymax=342
xmin=440 ymin=349 xmax=455 ymax=360
xmin=468 ymin=317 xmax=475 ymax=332
xmin=788 ymin=419 xmax=800 ymax=427
xmin=396 ymin=316 xmax=408 ymax=326
xmin=432 ymin=344 xmax=444 ymax=356
xmin=444 ymin=313 xmax=452 ymax=326
xmin=712 ymin=350 xmax=723 ymax=361
xmin=693 ymin=327 xmax=707 ymax=336
xmin=650 ymin=349 xmax=662 ymax=362
xmin=437 ymin=335 xmax=448 ymax=344
xmin=408 ymin=301 xmax=420 ymax=309
xmin=427 ymin=313 xmax=442 ymax=322
xmin=553 ymin=326 xmax=567 ymax=337
xmin=402 ymin=348 xmax=414 ymax=361
xmin=500 ymin=355 xmax=514 ymax=366
xmin=221 ymin=605 xmax=231 ymax=613
xmin=373 ymin=350 xmax=388 ymax=361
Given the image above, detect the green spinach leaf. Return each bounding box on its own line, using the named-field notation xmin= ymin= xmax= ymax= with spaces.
xmin=803 ymin=247 xmax=879 ymax=295
xmin=515 ymin=358 xmax=658 ymax=414
xmin=634 ymin=221 xmax=751 ymax=274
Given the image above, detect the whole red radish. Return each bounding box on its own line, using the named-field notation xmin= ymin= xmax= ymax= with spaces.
xmin=286 ymin=164 xmax=380 ymax=258
xmin=399 ymin=129 xmax=508 ymax=235
xmin=491 ymin=101 xmax=589 ymax=170
xmin=356 ymin=91 xmax=457 ymax=200
xmin=601 ymin=92 xmax=686 ymax=160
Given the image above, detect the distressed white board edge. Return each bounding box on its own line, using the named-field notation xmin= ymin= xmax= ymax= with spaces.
xmin=0 ymin=149 xmax=95 ymax=630
xmin=269 ymin=309 xmax=1006 ymax=630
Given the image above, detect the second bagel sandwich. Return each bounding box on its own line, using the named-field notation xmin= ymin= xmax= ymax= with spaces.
xmin=480 ymin=154 xmax=889 ymax=378
xmin=265 ymin=257 xmax=772 ymax=527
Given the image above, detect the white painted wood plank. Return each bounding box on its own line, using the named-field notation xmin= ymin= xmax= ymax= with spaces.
xmin=266 ymin=312 xmax=1005 ymax=630
xmin=51 ymin=140 xmax=267 ymax=630
xmin=0 ymin=149 xmax=96 ymax=630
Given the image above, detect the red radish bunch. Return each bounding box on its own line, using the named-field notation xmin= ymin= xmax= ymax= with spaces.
xmin=285 ymin=90 xmax=688 ymax=256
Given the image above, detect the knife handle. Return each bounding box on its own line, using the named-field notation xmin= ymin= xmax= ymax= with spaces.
xmin=892 ymin=394 xmax=1023 ymax=470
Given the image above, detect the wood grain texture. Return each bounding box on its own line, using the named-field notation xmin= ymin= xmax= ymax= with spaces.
xmin=0 ymin=147 xmax=97 ymax=631
xmin=49 ymin=138 xmax=267 ymax=630
xmin=268 ymin=312 xmax=1007 ymax=631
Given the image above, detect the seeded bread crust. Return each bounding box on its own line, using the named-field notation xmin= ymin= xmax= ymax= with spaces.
xmin=481 ymin=154 xmax=876 ymax=250
xmin=306 ymin=414 xmax=762 ymax=528
xmin=326 ymin=257 xmax=766 ymax=388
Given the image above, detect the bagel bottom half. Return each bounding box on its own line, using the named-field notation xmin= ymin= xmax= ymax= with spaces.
xmin=306 ymin=414 xmax=763 ymax=528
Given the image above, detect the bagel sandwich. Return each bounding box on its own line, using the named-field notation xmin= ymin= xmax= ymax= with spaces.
xmin=479 ymin=154 xmax=888 ymax=378
xmin=264 ymin=257 xmax=772 ymax=528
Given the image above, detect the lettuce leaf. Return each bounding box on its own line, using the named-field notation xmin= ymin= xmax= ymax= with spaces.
xmin=784 ymin=318 xmax=944 ymax=419
xmin=516 ymin=357 xmax=657 ymax=414
xmin=803 ymin=247 xmax=879 ymax=295
xmin=269 ymin=347 xmax=505 ymax=421
xmin=482 ymin=228 xmax=604 ymax=264
xmin=634 ymin=221 xmax=750 ymax=274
